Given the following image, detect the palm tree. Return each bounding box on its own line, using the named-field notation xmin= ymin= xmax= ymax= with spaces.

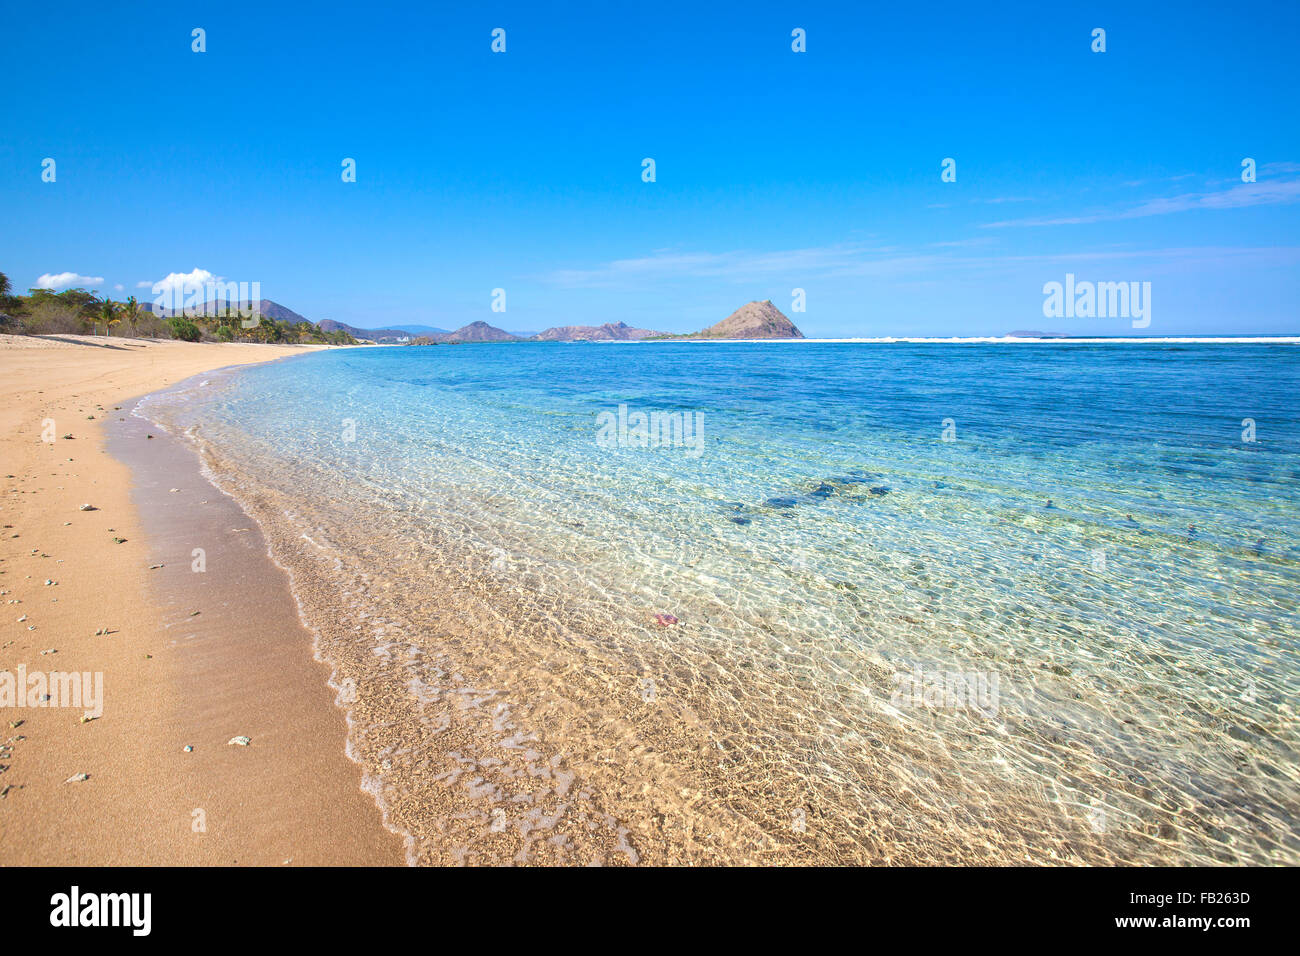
xmin=0 ymin=272 xmax=14 ymax=330
xmin=121 ymin=296 xmax=141 ymax=336
xmin=98 ymin=298 xmax=119 ymax=336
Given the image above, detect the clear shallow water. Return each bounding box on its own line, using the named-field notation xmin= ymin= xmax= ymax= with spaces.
xmin=145 ymin=342 xmax=1300 ymax=864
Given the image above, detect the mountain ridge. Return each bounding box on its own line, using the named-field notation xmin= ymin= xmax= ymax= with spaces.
xmin=532 ymin=320 xmax=666 ymax=341
xmin=412 ymin=321 xmax=521 ymax=343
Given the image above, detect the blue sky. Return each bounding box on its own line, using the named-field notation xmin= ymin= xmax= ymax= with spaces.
xmin=2 ymin=1 xmax=1297 ymax=336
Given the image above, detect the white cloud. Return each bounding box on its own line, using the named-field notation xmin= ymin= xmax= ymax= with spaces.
xmin=36 ymin=272 xmax=104 ymax=291
xmin=113 ymin=283 xmax=124 ymax=292
xmin=145 ymin=268 xmax=220 ymax=295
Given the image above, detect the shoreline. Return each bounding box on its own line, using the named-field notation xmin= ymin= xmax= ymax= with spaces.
xmin=6 ymin=334 xmax=1292 ymax=866
xmin=0 ymin=335 xmax=402 ymax=865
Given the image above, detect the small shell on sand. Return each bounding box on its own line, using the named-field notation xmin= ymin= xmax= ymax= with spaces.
xmin=65 ymin=773 xmax=89 ymax=783
xmin=228 ymin=736 xmax=252 ymax=746
xmin=79 ymin=504 xmax=95 ymax=511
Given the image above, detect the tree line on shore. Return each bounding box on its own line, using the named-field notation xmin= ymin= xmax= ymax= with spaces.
xmin=0 ymin=271 xmax=356 ymax=345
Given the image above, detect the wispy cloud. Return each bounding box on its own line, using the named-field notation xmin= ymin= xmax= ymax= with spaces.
xmin=983 ymin=176 xmax=1300 ymax=228
xmin=991 ymin=245 xmax=1300 ymax=267
xmin=544 ymin=241 xmax=1300 ymax=290
xmin=928 ymin=237 xmax=996 ymax=249
xmin=35 ymin=272 xmax=103 ymax=291
xmin=544 ymin=244 xmax=954 ymax=287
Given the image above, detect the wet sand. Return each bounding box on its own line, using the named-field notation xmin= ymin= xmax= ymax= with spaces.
xmin=0 ymin=335 xmax=403 ymax=865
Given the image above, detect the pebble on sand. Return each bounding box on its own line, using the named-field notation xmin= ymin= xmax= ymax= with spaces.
xmin=78 ymin=503 xmax=96 ymax=511
xmin=64 ymin=773 xmax=89 ymax=783
xmin=228 ymin=736 xmax=252 ymax=747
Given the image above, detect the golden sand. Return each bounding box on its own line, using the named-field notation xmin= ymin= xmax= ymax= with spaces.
xmin=0 ymin=335 xmax=402 ymax=865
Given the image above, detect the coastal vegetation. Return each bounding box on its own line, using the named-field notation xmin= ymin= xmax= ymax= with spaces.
xmin=0 ymin=271 xmax=356 ymax=345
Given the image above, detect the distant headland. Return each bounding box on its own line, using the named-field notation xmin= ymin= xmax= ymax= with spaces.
xmin=407 ymin=300 xmax=806 ymax=344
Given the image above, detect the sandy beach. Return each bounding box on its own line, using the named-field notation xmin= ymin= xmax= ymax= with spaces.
xmin=0 ymin=335 xmax=403 ymax=865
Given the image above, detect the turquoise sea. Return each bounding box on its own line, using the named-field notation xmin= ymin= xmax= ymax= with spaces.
xmin=144 ymin=341 xmax=1300 ymax=865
